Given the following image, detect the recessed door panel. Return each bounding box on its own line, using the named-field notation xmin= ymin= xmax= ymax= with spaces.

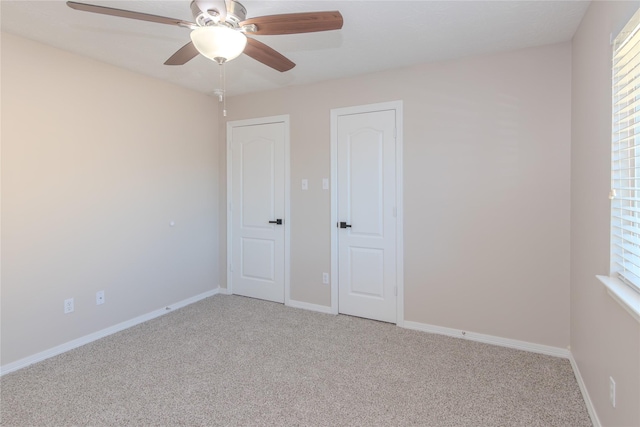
xmin=348 ymin=247 xmax=384 ymax=298
xmin=241 ymin=238 xmax=275 ymax=281
xmin=241 ymin=139 xmax=274 ymax=229
xmin=349 ymin=130 xmax=384 ymax=237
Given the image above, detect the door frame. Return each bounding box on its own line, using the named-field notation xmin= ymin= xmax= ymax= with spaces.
xmin=330 ymin=101 xmax=404 ymax=325
xmin=226 ymin=115 xmax=291 ymax=305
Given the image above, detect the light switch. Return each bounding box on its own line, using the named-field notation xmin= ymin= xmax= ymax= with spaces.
xmin=322 ymin=178 xmax=329 ymax=190
xmin=302 ymin=179 xmax=308 ymax=190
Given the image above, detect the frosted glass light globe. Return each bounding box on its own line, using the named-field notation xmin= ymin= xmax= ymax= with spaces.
xmin=190 ymin=25 xmax=247 ymax=64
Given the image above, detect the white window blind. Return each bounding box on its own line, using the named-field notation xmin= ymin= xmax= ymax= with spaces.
xmin=612 ymin=9 xmax=640 ymax=293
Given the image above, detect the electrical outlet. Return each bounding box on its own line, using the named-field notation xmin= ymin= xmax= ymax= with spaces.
xmin=96 ymin=290 xmax=105 ymax=305
xmin=609 ymin=376 xmax=616 ymax=408
xmin=64 ymin=298 xmax=74 ymax=314
xmin=322 ymin=272 xmax=329 ymax=285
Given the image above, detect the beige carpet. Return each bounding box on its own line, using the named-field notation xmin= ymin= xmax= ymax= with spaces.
xmin=1 ymin=295 xmax=591 ymax=426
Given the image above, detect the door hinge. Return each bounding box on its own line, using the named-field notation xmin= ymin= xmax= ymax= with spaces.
xmin=229 ymin=263 xmax=233 ymax=273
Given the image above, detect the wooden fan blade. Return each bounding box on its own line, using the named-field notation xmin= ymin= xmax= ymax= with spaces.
xmin=244 ymin=38 xmax=295 ymax=72
xmin=164 ymin=42 xmax=200 ymax=65
xmin=66 ymin=1 xmax=195 ymax=28
xmin=241 ymin=11 xmax=343 ymax=35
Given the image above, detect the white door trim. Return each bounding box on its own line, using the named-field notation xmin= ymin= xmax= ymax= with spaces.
xmin=330 ymin=101 xmax=404 ymax=326
xmin=226 ymin=115 xmax=291 ymax=305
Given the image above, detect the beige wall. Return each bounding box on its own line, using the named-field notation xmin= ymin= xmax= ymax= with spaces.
xmin=4 ymin=7 xmax=638 ymax=422
xmin=1 ymin=33 xmax=219 ymax=365
xmin=571 ymin=1 xmax=640 ymax=426
xmin=221 ymin=42 xmax=572 ymax=348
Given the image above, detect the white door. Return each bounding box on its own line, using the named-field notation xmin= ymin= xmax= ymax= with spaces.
xmin=229 ymin=121 xmax=286 ymax=303
xmin=337 ymin=109 xmax=397 ymax=323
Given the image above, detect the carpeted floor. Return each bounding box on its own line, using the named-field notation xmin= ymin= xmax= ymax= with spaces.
xmin=1 ymin=295 xmax=591 ymax=426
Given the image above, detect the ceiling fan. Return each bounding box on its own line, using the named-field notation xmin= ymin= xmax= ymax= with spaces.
xmin=66 ymin=0 xmax=344 ymax=72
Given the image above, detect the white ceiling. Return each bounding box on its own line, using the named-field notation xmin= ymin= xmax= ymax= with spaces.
xmin=1 ymin=0 xmax=590 ymax=97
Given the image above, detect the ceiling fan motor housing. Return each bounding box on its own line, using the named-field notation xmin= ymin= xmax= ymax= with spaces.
xmin=190 ymin=1 xmax=215 ymax=26
xmin=225 ymin=1 xmax=247 ymax=26
xmin=190 ymin=0 xmax=247 ymax=27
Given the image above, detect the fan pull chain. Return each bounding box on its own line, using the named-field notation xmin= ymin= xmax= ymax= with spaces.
xmin=215 ymin=63 xmax=228 ymax=117
xmin=222 ymin=62 xmax=227 ymax=117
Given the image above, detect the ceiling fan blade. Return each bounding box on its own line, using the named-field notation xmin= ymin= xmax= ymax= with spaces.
xmin=241 ymin=11 xmax=343 ymax=36
xmin=164 ymin=42 xmax=200 ymax=65
xmin=194 ymin=0 xmax=227 ymax=22
xmin=66 ymin=1 xmax=194 ymax=28
xmin=244 ymin=38 xmax=295 ymax=72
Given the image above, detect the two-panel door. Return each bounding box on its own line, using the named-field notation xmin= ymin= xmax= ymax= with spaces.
xmin=230 ymin=121 xmax=285 ymax=303
xmin=337 ymin=109 xmax=397 ymax=323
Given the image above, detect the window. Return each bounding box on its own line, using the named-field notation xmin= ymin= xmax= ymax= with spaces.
xmin=611 ymin=9 xmax=640 ymax=295
xmin=603 ymin=8 xmax=640 ymax=323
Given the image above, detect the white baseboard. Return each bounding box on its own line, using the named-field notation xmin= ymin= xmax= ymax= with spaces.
xmin=402 ymin=320 xmax=599 ymax=426
xmin=287 ymin=298 xmax=334 ymax=315
xmin=1 ymin=292 xmax=599 ymax=427
xmin=0 ymin=288 xmax=219 ymax=376
xmin=402 ymin=320 xmax=571 ymax=359
xmin=569 ymin=354 xmax=601 ymax=427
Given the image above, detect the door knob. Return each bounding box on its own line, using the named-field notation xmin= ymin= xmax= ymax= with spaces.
xmin=338 ymin=221 xmax=352 ymax=229
xmin=269 ymin=219 xmax=283 ymax=225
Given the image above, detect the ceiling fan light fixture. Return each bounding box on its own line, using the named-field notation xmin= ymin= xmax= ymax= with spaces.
xmin=190 ymin=25 xmax=247 ymax=64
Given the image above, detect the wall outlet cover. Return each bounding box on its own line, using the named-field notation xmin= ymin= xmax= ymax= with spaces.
xmin=64 ymin=298 xmax=74 ymax=314
xmin=96 ymin=290 xmax=105 ymax=305
xmin=322 ymin=272 xmax=330 ymax=284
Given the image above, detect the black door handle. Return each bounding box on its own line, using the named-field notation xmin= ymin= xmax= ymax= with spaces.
xmin=338 ymin=221 xmax=352 ymax=229
xmin=269 ymin=219 xmax=283 ymax=225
